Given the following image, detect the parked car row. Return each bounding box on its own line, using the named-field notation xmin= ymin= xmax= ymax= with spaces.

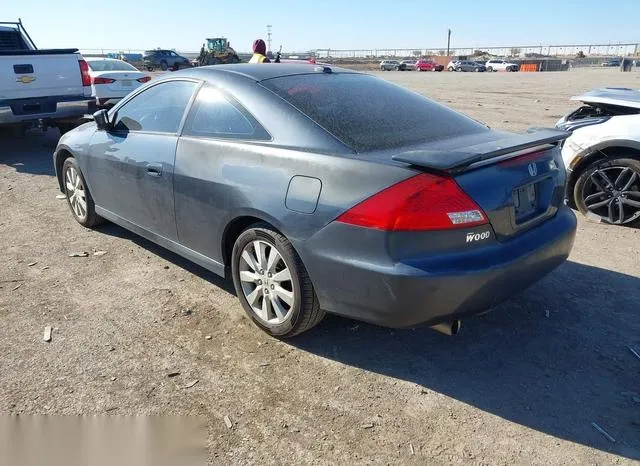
xmin=380 ymin=59 xmax=444 ymax=71
xmin=380 ymin=58 xmax=520 ymax=73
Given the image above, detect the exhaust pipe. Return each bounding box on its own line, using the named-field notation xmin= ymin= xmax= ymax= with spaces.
xmin=430 ymin=320 xmax=461 ymax=336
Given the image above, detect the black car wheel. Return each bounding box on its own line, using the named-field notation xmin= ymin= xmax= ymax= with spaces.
xmin=160 ymin=61 xmax=168 ymax=71
xmin=574 ymin=158 xmax=640 ymax=225
xmin=487 ymin=66 xmax=494 ymax=72
xmin=61 ymin=158 xmax=103 ymax=228
xmin=448 ymin=66 xmax=454 ymax=71
xmin=231 ymin=223 xmax=325 ymax=337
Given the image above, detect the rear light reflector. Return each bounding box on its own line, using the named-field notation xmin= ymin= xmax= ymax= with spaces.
xmin=78 ymin=59 xmax=91 ymax=87
xmin=137 ymin=76 xmax=152 ymax=83
xmin=336 ymin=173 xmax=488 ymax=231
xmin=91 ymin=77 xmax=116 ymax=84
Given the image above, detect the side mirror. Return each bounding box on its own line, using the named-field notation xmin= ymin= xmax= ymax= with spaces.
xmin=93 ymin=109 xmax=111 ymax=131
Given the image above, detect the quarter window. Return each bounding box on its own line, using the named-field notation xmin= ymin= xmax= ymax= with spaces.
xmin=182 ymin=85 xmax=269 ymax=140
xmin=112 ymin=80 xmax=197 ymax=134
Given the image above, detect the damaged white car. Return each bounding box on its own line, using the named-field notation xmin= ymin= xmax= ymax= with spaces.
xmin=557 ymin=88 xmax=640 ymax=225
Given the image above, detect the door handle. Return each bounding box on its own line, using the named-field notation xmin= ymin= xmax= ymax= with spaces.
xmin=146 ymin=164 xmax=163 ymax=177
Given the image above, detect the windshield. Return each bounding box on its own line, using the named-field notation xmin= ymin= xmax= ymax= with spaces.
xmin=87 ymin=60 xmax=137 ymax=72
xmin=261 ymin=73 xmax=488 ymax=152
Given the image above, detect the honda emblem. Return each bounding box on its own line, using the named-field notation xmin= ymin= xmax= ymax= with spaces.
xmin=528 ymin=162 xmax=538 ymax=177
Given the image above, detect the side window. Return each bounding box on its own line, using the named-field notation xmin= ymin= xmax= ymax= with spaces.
xmin=182 ymin=85 xmax=269 ymax=140
xmin=113 ymin=80 xmax=197 ymax=134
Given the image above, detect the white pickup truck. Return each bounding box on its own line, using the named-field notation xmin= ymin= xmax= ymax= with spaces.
xmin=0 ymin=19 xmax=93 ymax=134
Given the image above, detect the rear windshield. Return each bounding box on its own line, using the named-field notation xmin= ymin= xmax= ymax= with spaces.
xmin=261 ymin=73 xmax=487 ymax=152
xmin=88 ymin=60 xmax=137 ymax=72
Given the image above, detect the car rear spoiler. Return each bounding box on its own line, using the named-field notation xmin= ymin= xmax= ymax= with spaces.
xmin=392 ymin=128 xmax=570 ymax=173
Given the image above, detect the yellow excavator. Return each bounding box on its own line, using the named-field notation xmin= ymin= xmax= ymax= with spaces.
xmin=197 ymin=38 xmax=241 ymax=65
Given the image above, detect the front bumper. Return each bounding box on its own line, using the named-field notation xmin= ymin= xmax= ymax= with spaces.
xmin=300 ymin=207 xmax=577 ymax=328
xmin=0 ymin=96 xmax=93 ymax=126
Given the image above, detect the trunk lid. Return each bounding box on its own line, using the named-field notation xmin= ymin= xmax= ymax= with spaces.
xmin=92 ymin=71 xmax=144 ymax=91
xmin=392 ymin=128 xmax=571 ymax=240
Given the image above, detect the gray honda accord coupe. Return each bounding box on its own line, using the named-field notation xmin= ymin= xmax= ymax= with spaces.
xmin=53 ymin=64 xmax=577 ymax=337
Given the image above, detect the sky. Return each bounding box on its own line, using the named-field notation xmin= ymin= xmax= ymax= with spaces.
xmin=4 ymin=0 xmax=639 ymax=53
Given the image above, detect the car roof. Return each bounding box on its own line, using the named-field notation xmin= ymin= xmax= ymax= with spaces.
xmin=172 ymin=63 xmax=360 ymax=82
xmin=572 ymin=87 xmax=640 ymax=109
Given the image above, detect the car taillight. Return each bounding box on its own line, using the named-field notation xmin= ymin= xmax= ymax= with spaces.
xmin=79 ymin=59 xmax=91 ymax=87
xmin=137 ymin=76 xmax=151 ymax=83
xmin=91 ymin=77 xmax=116 ymax=84
xmin=336 ymin=173 xmax=487 ymax=231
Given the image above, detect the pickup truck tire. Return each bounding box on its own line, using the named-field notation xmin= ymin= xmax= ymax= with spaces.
xmin=62 ymin=158 xmax=103 ymax=228
xmin=160 ymin=61 xmax=168 ymax=71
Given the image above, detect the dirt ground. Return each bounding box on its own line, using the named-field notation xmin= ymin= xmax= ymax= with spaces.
xmin=1 ymin=68 xmax=639 ymax=464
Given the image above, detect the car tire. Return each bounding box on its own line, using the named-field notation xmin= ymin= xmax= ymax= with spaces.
xmin=61 ymin=157 xmax=103 ymax=228
xmin=231 ymin=224 xmax=325 ymax=338
xmin=146 ymin=66 xmax=154 ymax=72
xmin=160 ymin=61 xmax=168 ymax=71
xmin=574 ymin=157 xmax=640 ymax=226
xmin=448 ymin=66 xmax=454 ymax=71
xmin=487 ymin=66 xmax=493 ymax=72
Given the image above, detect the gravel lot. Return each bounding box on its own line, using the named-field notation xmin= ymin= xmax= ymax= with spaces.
xmin=1 ymin=67 xmax=639 ymax=464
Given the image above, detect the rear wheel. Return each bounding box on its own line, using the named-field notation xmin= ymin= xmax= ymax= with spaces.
xmin=231 ymin=224 xmax=325 ymax=337
xmin=448 ymin=66 xmax=454 ymax=71
xmin=487 ymin=66 xmax=494 ymax=72
xmin=61 ymin=158 xmax=103 ymax=228
xmin=574 ymin=157 xmax=640 ymax=225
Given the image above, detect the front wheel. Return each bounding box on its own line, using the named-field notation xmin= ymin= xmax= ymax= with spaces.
xmin=574 ymin=157 xmax=640 ymax=226
xmin=231 ymin=224 xmax=325 ymax=337
xmin=61 ymin=158 xmax=103 ymax=228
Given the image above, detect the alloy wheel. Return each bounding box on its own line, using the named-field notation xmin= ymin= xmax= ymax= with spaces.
xmin=238 ymin=239 xmax=295 ymax=325
xmin=582 ymin=166 xmax=640 ymax=224
xmin=65 ymin=166 xmax=87 ymax=221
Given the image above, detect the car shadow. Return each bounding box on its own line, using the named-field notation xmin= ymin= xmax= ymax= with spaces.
xmin=95 ymin=222 xmax=236 ymax=295
xmin=288 ymin=261 xmax=640 ymax=459
xmin=0 ymin=129 xmax=59 ymax=177
xmin=90 ymin=218 xmax=640 ymax=458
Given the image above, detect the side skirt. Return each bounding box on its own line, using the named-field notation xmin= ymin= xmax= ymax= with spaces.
xmin=95 ymin=206 xmax=227 ymax=278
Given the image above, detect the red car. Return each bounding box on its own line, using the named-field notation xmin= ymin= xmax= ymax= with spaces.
xmin=416 ymin=59 xmax=444 ymax=72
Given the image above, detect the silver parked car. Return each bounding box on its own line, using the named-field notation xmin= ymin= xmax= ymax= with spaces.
xmin=400 ymin=60 xmax=417 ymax=71
xmin=380 ymin=60 xmax=400 ymax=71
xmin=448 ymin=60 xmax=486 ymax=72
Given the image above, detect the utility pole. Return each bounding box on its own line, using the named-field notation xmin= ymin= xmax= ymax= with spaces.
xmin=446 ymin=29 xmax=451 ymax=56
xmin=267 ymin=25 xmax=272 ymax=53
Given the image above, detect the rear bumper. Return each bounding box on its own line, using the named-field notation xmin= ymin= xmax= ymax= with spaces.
xmin=0 ymin=95 xmax=93 ymax=126
xmin=300 ymin=207 xmax=577 ymax=328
